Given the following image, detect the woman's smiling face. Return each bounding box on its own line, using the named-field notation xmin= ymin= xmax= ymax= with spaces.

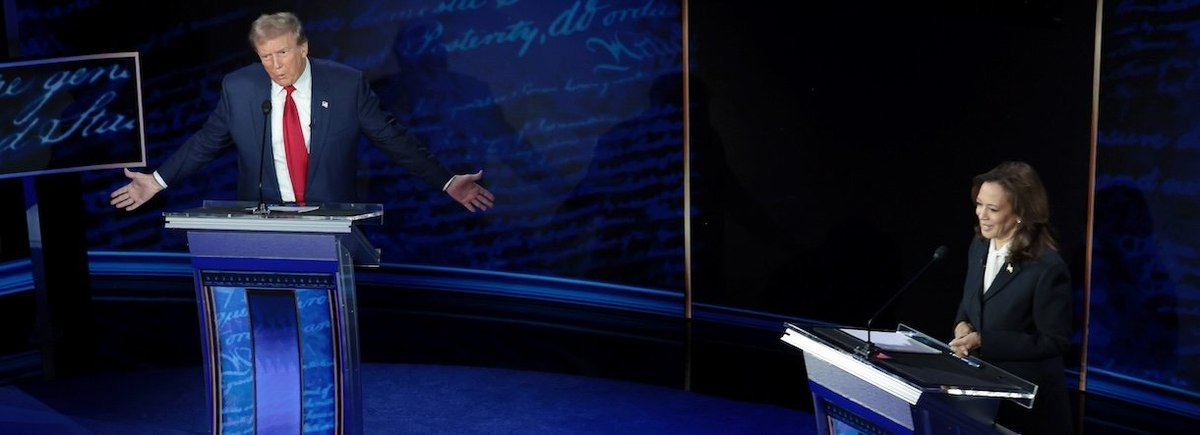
xmin=975 ymin=181 xmax=1019 ymax=246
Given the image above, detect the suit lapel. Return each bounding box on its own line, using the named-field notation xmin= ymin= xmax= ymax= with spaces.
xmin=307 ymin=60 xmax=330 ymax=183
xmin=984 ymin=261 xmax=1020 ymax=300
xmin=967 ymin=239 xmax=987 ymax=294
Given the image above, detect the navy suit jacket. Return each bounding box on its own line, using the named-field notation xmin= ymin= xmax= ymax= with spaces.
xmin=157 ymin=58 xmax=452 ymax=204
xmin=955 ymin=236 xmax=1073 ymax=433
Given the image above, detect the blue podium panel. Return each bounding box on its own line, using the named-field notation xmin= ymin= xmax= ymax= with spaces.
xmin=167 ymin=202 xmax=380 ymax=435
xmin=194 ymin=253 xmax=356 ymax=435
xmin=199 ymin=271 xmax=345 ymax=435
xmin=810 ymin=381 xmax=912 ymax=435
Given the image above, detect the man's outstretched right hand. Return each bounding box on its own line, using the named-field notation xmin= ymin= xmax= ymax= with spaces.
xmin=110 ymin=168 xmax=163 ymax=211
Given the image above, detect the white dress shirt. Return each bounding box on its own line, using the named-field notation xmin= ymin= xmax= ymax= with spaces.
xmin=983 ymin=239 xmax=1010 ymax=292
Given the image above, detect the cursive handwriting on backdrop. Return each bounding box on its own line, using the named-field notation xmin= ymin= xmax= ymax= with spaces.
xmin=0 ymin=52 xmax=143 ymax=178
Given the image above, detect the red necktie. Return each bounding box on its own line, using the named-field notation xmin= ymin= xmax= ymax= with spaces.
xmin=283 ymin=85 xmax=307 ymax=204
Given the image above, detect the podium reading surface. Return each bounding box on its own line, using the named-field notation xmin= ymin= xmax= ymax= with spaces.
xmin=782 ymin=322 xmax=1036 ymax=434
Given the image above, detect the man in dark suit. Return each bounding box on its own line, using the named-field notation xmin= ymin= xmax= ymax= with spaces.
xmin=950 ymin=161 xmax=1073 ymax=435
xmin=110 ymin=11 xmax=493 ymax=212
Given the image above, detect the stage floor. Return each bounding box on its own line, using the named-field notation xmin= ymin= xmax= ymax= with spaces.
xmin=1 ymin=363 xmax=814 ymax=434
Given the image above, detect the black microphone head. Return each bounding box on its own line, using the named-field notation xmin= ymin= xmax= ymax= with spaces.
xmin=262 ymin=100 xmax=272 ymax=114
xmin=933 ymin=245 xmax=948 ymax=261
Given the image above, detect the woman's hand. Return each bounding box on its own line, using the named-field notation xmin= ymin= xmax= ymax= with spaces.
xmin=949 ymin=321 xmax=981 ymax=358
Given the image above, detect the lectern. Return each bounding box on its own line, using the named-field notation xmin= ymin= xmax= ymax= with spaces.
xmin=781 ymin=322 xmax=1036 ymax=434
xmin=165 ymin=201 xmax=383 ymax=435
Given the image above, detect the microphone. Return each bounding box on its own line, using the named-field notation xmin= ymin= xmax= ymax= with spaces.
xmin=253 ymin=99 xmax=272 ymax=215
xmin=856 ymin=245 xmax=948 ymax=359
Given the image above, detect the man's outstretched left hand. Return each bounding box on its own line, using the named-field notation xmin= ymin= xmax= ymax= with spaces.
xmin=446 ymin=170 xmax=495 ymax=212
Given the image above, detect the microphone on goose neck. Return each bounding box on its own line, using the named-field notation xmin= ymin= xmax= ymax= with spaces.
xmin=253 ymin=99 xmax=272 ymax=215
xmin=856 ymin=245 xmax=948 ymax=359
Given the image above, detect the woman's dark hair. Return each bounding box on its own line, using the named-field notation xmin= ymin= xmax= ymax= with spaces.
xmin=971 ymin=161 xmax=1057 ymax=263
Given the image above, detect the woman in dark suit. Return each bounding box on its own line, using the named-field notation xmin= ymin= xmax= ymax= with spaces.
xmin=949 ymin=161 xmax=1073 ymax=434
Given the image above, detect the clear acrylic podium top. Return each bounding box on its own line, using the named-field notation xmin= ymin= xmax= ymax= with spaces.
xmin=783 ymin=322 xmax=1038 ymax=408
xmin=163 ymin=200 xmax=383 ymax=233
xmin=163 ymin=200 xmax=384 ymax=265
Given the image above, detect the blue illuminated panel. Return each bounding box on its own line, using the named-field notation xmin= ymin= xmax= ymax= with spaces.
xmin=203 ymin=272 xmax=340 ymax=434
xmin=0 ymin=52 xmax=145 ymax=179
xmin=247 ymin=290 xmax=302 ymax=433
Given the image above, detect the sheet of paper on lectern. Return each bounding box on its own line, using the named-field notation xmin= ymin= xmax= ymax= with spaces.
xmin=270 ymin=205 xmax=320 ymax=213
xmin=840 ymin=328 xmax=942 ymax=354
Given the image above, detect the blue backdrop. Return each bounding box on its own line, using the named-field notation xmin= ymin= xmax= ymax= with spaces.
xmin=1092 ymin=1 xmax=1200 ymax=414
xmin=9 ymin=0 xmax=687 ymax=292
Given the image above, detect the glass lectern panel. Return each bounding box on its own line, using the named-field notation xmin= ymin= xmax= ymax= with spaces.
xmin=787 ymin=322 xmax=1037 ymax=408
xmin=163 ymin=200 xmax=383 ymax=223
